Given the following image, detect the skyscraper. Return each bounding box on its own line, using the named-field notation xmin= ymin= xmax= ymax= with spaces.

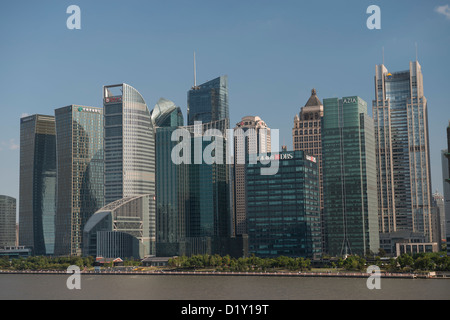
xmin=322 ymin=96 xmax=379 ymax=257
xmin=373 ymin=61 xmax=433 ymax=243
xmin=444 ymin=121 xmax=450 ymax=256
xmin=103 ymin=83 xmax=156 ymax=255
xmin=0 ymin=195 xmax=16 ymax=248
xmin=292 ymin=88 xmax=325 ymax=251
xmin=184 ymin=119 xmax=232 ymax=256
xmin=246 ymin=151 xmax=321 ymax=259
xmin=233 ymin=116 xmax=271 ymax=236
xmin=54 ymin=105 xmax=104 ymax=256
xmin=152 ymin=98 xmax=188 ymax=257
xmin=19 ymin=114 xmax=56 ymax=255
xmin=187 ymin=76 xmax=229 ymax=126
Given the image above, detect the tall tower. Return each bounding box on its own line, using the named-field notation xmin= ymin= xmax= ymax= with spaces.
xmin=292 ymin=89 xmax=325 ymax=250
xmin=0 ymin=195 xmax=17 ymax=248
xmin=54 ymin=105 xmax=104 ymax=256
xmin=373 ymin=61 xmax=433 ymax=242
xmin=322 ymin=96 xmax=379 ymax=257
xmin=151 ymin=98 xmax=187 ymax=257
xmin=187 ymin=76 xmax=229 ymax=126
xmin=103 ymin=83 xmax=156 ymax=204
xmin=19 ymin=114 xmax=56 ymax=255
xmin=233 ymin=116 xmax=271 ymax=236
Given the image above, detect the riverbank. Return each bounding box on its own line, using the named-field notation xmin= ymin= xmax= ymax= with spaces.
xmin=1 ymin=268 xmax=448 ymax=279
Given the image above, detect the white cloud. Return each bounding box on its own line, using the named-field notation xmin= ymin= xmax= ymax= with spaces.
xmin=9 ymin=139 xmax=19 ymax=151
xmin=435 ymin=4 xmax=450 ymax=19
xmin=20 ymin=113 xmax=30 ymax=118
xmin=0 ymin=139 xmax=19 ymax=151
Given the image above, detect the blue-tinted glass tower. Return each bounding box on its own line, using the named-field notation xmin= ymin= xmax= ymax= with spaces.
xmin=187 ymin=76 xmax=229 ymax=126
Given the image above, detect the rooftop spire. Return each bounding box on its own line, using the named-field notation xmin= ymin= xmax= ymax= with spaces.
xmin=304 ymin=88 xmax=322 ymax=107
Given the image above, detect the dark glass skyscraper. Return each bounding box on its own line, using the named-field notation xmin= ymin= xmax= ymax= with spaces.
xmin=246 ymin=151 xmax=321 ymax=259
xmin=184 ymin=119 xmax=231 ymax=255
xmin=187 ymin=76 xmax=229 ymax=126
xmin=54 ymin=105 xmax=104 ymax=256
xmin=152 ymin=98 xmax=188 ymax=257
xmin=322 ymin=96 xmax=379 ymax=257
xmin=19 ymin=114 xmax=56 ymax=255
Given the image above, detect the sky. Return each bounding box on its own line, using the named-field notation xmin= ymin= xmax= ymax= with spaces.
xmin=0 ymin=0 xmax=449 ymax=216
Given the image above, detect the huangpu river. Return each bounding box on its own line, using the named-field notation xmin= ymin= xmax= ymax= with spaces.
xmin=0 ymin=273 xmax=449 ymax=300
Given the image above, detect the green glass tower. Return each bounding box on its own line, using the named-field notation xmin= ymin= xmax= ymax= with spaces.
xmin=322 ymin=96 xmax=379 ymax=257
xmin=54 ymin=105 xmax=104 ymax=256
xmin=246 ymin=151 xmax=321 ymax=259
xmin=151 ymin=98 xmax=188 ymax=257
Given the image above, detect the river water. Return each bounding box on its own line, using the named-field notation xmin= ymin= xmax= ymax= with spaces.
xmin=0 ymin=273 xmax=449 ymax=300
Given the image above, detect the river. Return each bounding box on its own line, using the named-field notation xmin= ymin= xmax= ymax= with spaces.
xmin=0 ymin=273 xmax=449 ymax=300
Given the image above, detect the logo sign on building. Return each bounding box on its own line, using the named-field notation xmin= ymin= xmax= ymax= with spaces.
xmin=306 ymin=155 xmax=317 ymax=163
xmin=105 ymin=96 xmax=123 ymax=104
xmin=256 ymin=153 xmax=293 ymax=162
xmin=77 ymin=107 xmax=101 ymax=114
xmin=343 ymin=97 xmax=357 ymax=104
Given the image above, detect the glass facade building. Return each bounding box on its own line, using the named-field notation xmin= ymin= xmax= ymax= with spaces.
xmin=246 ymin=151 xmax=321 ymax=259
xmin=0 ymin=195 xmax=16 ymax=248
xmin=187 ymin=76 xmax=229 ymax=126
xmin=151 ymin=98 xmax=188 ymax=257
xmin=322 ymin=96 xmax=379 ymax=257
xmin=103 ymin=83 xmax=156 ymax=204
xmin=54 ymin=105 xmax=104 ymax=256
xmin=373 ymin=61 xmax=433 ymax=243
xmin=184 ymin=119 xmax=231 ymax=255
xmin=19 ymin=114 xmax=56 ymax=255
xmin=83 ymin=194 xmax=155 ymax=259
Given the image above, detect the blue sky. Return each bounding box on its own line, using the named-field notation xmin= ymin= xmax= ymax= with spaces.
xmin=1 ymin=0 xmax=449 ymax=210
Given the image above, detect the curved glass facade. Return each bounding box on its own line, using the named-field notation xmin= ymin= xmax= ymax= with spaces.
xmin=19 ymin=114 xmax=56 ymax=255
xmin=104 ymin=83 xmax=155 ymax=205
xmin=83 ymin=194 xmax=155 ymax=259
xmin=54 ymin=106 xmax=104 ymax=256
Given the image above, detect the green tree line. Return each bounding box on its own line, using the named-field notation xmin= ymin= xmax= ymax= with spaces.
xmin=0 ymin=256 xmax=140 ymax=271
xmin=168 ymin=254 xmax=312 ymax=272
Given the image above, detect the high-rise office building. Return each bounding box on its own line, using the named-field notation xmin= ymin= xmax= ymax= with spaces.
xmin=292 ymin=88 xmax=325 ymax=252
xmin=152 ymin=98 xmax=188 ymax=257
xmin=246 ymin=150 xmax=321 ymax=259
xmin=442 ymin=150 xmax=450 ymax=248
xmin=103 ymin=83 xmax=156 ymax=205
xmin=445 ymin=121 xmax=450 ymax=256
xmin=293 ymin=89 xmax=324 ymax=208
xmin=373 ymin=61 xmax=433 ymax=243
xmin=54 ymin=105 xmax=104 ymax=256
xmin=19 ymin=114 xmax=56 ymax=255
xmin=187 ymin=76 xmax=229 ymax=126
xmin=184 ymin=119 xmax=232 ymax=256
xmin=431 ymin=191 xmax=444 ymax=247
xmin=0 ymin=195 xmax=16 ymax=248
xmin=233 ymin=116 xmax=271 ymax=236
xmin=322 ymin=96 xmax=379 ymax=257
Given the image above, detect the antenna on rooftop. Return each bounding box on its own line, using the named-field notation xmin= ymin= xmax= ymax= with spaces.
xmin=194 ymin=51 xmax=197 ymax=87
xmin=415 ymin=42 xmax=418 ymax=62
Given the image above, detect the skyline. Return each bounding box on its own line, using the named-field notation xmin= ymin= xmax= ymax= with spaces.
xmin=1 ymin=1 xmax=450 ymax=216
